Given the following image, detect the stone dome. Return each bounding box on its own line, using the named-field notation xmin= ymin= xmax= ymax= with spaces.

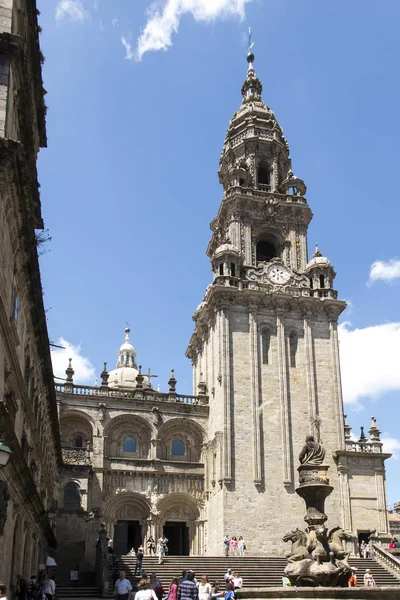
xmin=108 ymin=328 xmax=150 ymax=390
xmin=213 ymin=243 xmax=239 ymax=258
xmin=305 ymin=245 xmax=332 ymax=272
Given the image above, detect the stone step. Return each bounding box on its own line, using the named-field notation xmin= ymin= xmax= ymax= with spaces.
xmin=57 ymin=587 xmax=101 ymax=598
xmin=112 ymin=555 xmax=400 ymax=589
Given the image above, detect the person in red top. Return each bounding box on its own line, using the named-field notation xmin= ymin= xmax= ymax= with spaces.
xmin=348 ymin=567 xmax=357 ymax=588
xmin=389 ymin=540 xmax=395 ymax=549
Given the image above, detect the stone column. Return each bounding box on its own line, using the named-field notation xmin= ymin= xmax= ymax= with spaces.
xmin=303 ymin=311 xmax=317 ymax=435
xmin=328 ymin=314 xmax=345 ymax=449
xmin=276 ymin=307 xmax=292 ymax=486
xmin=375 ymin=467 xmax=389 ymax=534
xmin=249 ymin=306 xmax=262 ymax=484
xmin=337 ymin=464 xmax=352 ymax=532
xmin=221 ymin=305 xmax=232 ymax=483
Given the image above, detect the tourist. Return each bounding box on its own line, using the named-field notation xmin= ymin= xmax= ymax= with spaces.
xmin=135 ymin=579 xmax=157 ymax=600
xmin=211 ymin=582 xmax=223 ymax=599
xmin=135 ymin=546 xmax=144 ymax=576
xmin=230 ymin=537 xmax=238 ymax=556
xmin=0 ymin=583 xmax=8 ymax=600
xmin=180 ymin=571 xmax=187 ymax=584
xmin=232 ymin=574 xmax=242 ymax=590
xmin=147 ymin=537 xmax=156 ymax=556
xmin=157 ymin=535 xmax=168 ymax=565
xmin=224 ymin=583 xmax=235 ymax=600
xmin=27 ymin=576 xmax=39 ymax=600
xmin=16 ymin=575 xmax=28 ymax=600
xmin=114 ymin=571 xmax=133 ymax=600
xmin=389 ymin=540 xmax=395 ymax=549
xmin=359 ymin=540 xmax=367 ymax=558
xmin=238 ymin=537 xmax=245 ymax=557
xmin=177 ymin=571 xmax=198 ymax=600
xmin=223 ymin=536 xmax=230 ymax=557
xmin=149 ymin=574 xmax=163 ymax=600
xmin=348 ymin=567 xmax=357 ymax=587
xmin=198 ymin=576 xmax=211 ymax=600
xmin=363 ymin=569 xmax=375 ymax=586
xmin=223 ymin=570 xmax=233 ymax=584
xmin=41 ymin=575 xmax=55 ymax=600
xmin=128 ymin=548 xmax=136 ymax=557
xmin=394 ymin=539 xmax=400 ymax=549
xmin=168 ymin=578 xmax=179 ymax=600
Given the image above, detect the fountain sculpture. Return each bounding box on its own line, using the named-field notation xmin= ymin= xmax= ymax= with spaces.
xmin=283 ymin=436 xmax=352 ymax=587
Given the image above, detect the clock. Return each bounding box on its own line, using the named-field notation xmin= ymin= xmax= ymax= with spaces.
xmin=267 ymin=264 xmax=291 ymax=284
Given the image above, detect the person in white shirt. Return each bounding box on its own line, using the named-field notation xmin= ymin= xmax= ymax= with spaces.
xmin=42 ymin=575 xmax=56 ymax=600
xmin=114 ymin=571 xmax=133 ymax=600
xmin=135 ymin=579 xmax=158 ymax=600
xmin=232 ymin=574 xmax=242 ymax=590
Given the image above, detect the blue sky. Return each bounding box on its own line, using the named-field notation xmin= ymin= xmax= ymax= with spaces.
xmin=37 ymin=0 xmax=400 ymax=503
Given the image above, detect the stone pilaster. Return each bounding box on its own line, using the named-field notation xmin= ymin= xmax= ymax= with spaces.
xmin=276 ymin=308 xmax=292 ymax=486
xmin=249 ymin=306 xmax=262 ymax=484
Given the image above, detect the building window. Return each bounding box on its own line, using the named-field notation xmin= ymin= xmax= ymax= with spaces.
xmin=12 ymin=288 xmax=19 ymax=326
xmin=289 ymin=333 xmax=298 ymax=368
xmin=230 ymin=263 xmax=236 ymax=277
xmin=171 ymin=440 xmax=185 ymax=456
xmin=262 ymin=331 xmax=270 ymax=365
xmin=123 ymin=436 xmax=137 ymax=453
xmin=257 ymin=163 xmax=270 ymax=187
xmin=64 ymin=482 xmax=81 ymax=511
xmin=319 ymin=274 xmax=325 ymax=288
xmin=256 ymin=241 xmax=277 ymax=263
xmin=74 ymin=435 xmax=83 ymax=448
xmin=219 ymin=264 xmax=224 ymax=276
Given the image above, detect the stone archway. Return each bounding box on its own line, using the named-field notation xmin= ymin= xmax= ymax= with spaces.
xmin=104 ymin=493 xmax=151 ymax=555
xmin=156 ymin=494 xmax=203 ymax=556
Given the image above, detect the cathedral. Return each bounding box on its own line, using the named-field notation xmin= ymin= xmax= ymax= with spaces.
xmin=54 ymin=50 xmax=390 ymax=580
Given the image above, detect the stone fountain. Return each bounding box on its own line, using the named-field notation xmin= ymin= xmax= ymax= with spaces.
xmin=283 ymin=436 xmax=352 ymax=587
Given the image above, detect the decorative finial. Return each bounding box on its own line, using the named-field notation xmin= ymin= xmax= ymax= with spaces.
xmin=198 ymin=372 xmax=207 ymax=396
xmin=247 ymin=26 xmax=255 ymax=67
xmin=313 ymin=244 xmax=322 ymax=258
xmin=358 ymin=426 xmax=367 ymax=443
xmin=136 ymin=365 xmax=144 ymax=389
xmin=124 ymin=327 xmax=130 ymax=342
xmin=100 ymin=361 xmax=109 ymax=389
xmin=65 ymin=358 xmax=74 ymax=384
xmin=168 ymin=369 xmax=177 ymax=393
xmin=368 ymin=416 xmax=381 ymax=442
xmin=343 ymin=414 xmax=352 ymax=440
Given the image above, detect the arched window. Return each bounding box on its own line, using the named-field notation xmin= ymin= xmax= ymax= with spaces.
xmin=64 ymin=482 xmax=81 ymax=511
xmin=262 ymin=331 xmax=270 ymax=365
xmin=74 ymin=435 xmax=83 ymax=448
xmin=230 ymin=263 xmax=236 ymax=277
xmin=289 ymin=333 xmax=298 ymax=368
xmin=171 ymin=440 xmax=185 ymax=456
xmin=258 ymin=163 xmax=270 ymax=187
xmin=256 ymin=241 xmax=277 ymax=263
xmin=219 ymin=264 xmax=224 ymax=276
xmin=123 ymin=436 xmax=137 ymax=453
xmin=319 ymin=274 xmax=325 ymax=289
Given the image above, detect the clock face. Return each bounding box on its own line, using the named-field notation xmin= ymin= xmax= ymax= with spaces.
xmin=267 ymin=264 xmax=290 ymax=284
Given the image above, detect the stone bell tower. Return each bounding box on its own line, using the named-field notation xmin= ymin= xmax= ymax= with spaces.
xmin=186 ymin=49 xmax=351 ymax=555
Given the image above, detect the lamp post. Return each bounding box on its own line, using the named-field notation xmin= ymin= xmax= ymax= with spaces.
xmin=0 ymin=439 xmax=12 ymax=536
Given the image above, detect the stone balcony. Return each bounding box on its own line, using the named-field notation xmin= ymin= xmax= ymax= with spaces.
xmin=62 ymin=447 xmax=92 ymax=466
xmin=55 ymin=382 xmax=208 ymax=406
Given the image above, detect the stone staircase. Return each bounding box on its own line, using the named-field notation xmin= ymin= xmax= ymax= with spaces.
xmin=112 ymin=555 xmax=400 ymax=589
xmin=57 ymin=585 xmax=101 ymax=598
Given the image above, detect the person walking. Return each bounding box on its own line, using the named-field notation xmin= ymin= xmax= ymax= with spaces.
xmin=16 ymin=575 xmax=28 ymax=600
xmin=157 ymin=535 xmax=168 ymax=565
xmin=41 ymin=575 xmax=55 ymax=600
xmin=27 ymin=576 xmax=39 ymax=600
xmin=363 ymin=569 xmax=376 ymax=587
xmin=114 ymin=571 xmax=133 ymax=600
xmin=135 ymin=579 xmax=157 ymax=600
xmin=168 ymin=578 xmax=179 ymax=600
xmin=238 ymin=537 xmax=245 ymax=557
xmin=230 ymin=538 xmax=238 ymax=557
xmin=223 ymin=536 xmax=230 ymax=557
xmin=177 ymin=571 xmax=198 ymax=600
xmin=135 ymin=546 xmax=144 ymax=576
xmin=198 ymin=576 xmax=211 ymax=600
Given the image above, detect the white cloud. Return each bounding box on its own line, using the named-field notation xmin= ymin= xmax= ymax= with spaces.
xmin=51 ymin=337 xmax=96 ymax=385
xmin=111 ymin=18 xmax=119 ymax=27
xmin=338 ymin=321 xmax=400 ymax=405
xmin=369 ymin=258 xmax=400 ymax=284
xmin=55 ymin=0 xmax=86 ymax=22
xmin=121 ymin=36 xmax=134 ymax=60
xmin=382 ymin=436 xmax=400 ymax=460
xmin=136 ymin=0 xmax=253 ymax=61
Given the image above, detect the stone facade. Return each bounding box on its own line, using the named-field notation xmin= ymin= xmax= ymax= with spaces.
xmin=54 ymin=51 xmax=391 ymax=578
xmin=0 ymin=0 xmax=61 ymax=587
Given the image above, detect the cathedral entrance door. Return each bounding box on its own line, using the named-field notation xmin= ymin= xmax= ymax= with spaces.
xmin=113 ymin=520 xmax=142 ymax=554
xmin=163 ymin=522 xmax=189 ymax=556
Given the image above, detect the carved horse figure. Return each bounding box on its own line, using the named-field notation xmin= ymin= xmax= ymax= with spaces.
xmin=312 ymin=525 xmax=334 ymax=564
xmin=282 ymin=528 xmax=310 ymax=562
xmin=328 ymin=527 xmax=352 ymax=563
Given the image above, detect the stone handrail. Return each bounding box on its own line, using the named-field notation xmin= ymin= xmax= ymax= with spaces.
xmin=372 ymin=543 xmax=400 ymax=579
xmin=55 ymin=383 xmax=208 ymax=405
xmin=345 ymin=440 xmax=382 ymax=453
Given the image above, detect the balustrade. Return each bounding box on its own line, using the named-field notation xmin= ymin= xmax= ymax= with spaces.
xmin=373 ymin=544 xmax=400 ymax=578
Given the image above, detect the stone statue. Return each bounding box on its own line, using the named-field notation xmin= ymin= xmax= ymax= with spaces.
xmin=299 ymin=435 xmax=325 ymax=465
xmin=0 ymin=481 xmax=10 ymax=536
